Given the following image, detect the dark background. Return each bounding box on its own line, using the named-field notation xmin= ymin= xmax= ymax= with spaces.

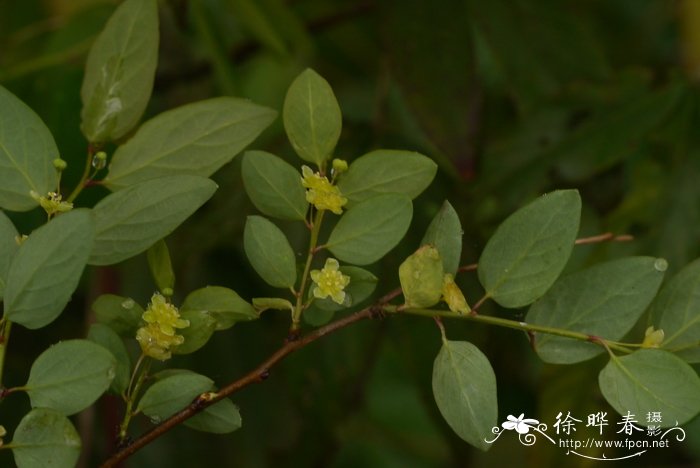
xmin=2 ymin=0 xmax=700 ymax=466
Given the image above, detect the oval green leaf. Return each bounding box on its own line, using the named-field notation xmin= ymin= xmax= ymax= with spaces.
xmin=87 ymin=323 xmax=132 ymax=395
xmin=25 ymin=340 xmax=116 ymax=415
xmin=432 ymin=340 xmax=497 ymax=451
xmin=184 ymin=398 xmax=242 ymax=434
xmin=181 ymin=286 xmax=258 ymax=331
xmin=337 ymin=150 xmax=437 ymax=206
xmin=478 ymin=189 xmax=581 ymax=308
xmin=599 ymin=349 xmax=700 ymax=426
xmin=137 ymin=373 xmax=214 ymax=421
xmin=0 ymin=210 xmax=19 ymax=299
xmin=650 ymin=258 xmax=700 ymax=362
xmin=104 ymin=98 xmax=276 ymax=188
xmin=0 ymin=86 xmax=57 ymax=211
xmin=326 ymin=194 xmax=413 ymax=265
xmin=11 ymin=408 xmax=81 ymax=468
xmin=421 ymin=200 xmax=462 ymax=276
xmin=529 ymin=257 xmax=666 ymax=364
xmin=147 ymin=239 xmax=175 ymax=295
xmin=242 ymin=150 xmax=307 ymax=220
xmin=173 ymin=308 xmax=217 ymax=355
xmin=4 ymin=210 xmax=95 ymax=329
xmin=283 ymin=68 xmax=341 ymax=165
xmin=243 ymin=216 xmax=297 ymax=288
xmin=80 ymin=0 xmax=159 ymax=142
xmin=89 ymin=175 xmax=217 ymax=265
xmin=92 ymin=294 xmax=143 ymax=336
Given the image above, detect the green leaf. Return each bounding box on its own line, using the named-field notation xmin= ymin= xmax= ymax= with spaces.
xmin=174 ymin=308 xmax=217 ymax=355
xmin=650 ymin=258 xmax=700 ymax=362
xmin=337 ymin=150 xmax=437 ymax=206
xmin=252 ymin=297 xmax=294 ymax=313
xmin=478 ymin=190 xmax=581 ymax=308
xmin=0 ymin=85 xmax=57 ymax=211
xmin=138 ymin=373 xmax=213 ymax=421
xmin=80 ymin=0 xmax=159 ymax=142
xmin=87 ymin=323 xmax=131 ymax=395
xmin=104 ymin=98 xmax=277 ymax=188
xmin=399 ymin=245 xmax=444 ymax=308
xmin=25 ymin=340 xmax=116 ymax=415
xmin=0 ymin=210 xmax=19 ymax=299
xmin=147 ymin=239 xmax=175 ymax=295
xmin=313 ymin=266 xmax=378 ymax=312
xmin=599 ymin=349 xmax=700 ymax=426
xmin=11 ymin=408 xmax=81 ymax=468
xmin=421 ymin=201 xmax=462 ymax=275
xmin=432 ymin=340 xmax=497 ymax=451
xmin=303 ymin=306 xmax=334 ymax=327
xmin=4 ymin=210 xmax=95 ymax=329
xmin=283 ymin=68 xmax=342 ymax=166
xmin=89 ymin=175 xmax=217 ymax=265
xmin=242 ymin=150 xmax=307 ymax=220
xmin=326 ymin=194 xmax=413 ymax=265
xmin=243 ymin=216 xmax=296 ymax=288
xmin=181 ymin=286 xmax=258 ymax=331
xmin=529 ymin=257 xmax=667 ymax=364
xmin=184 ymin=398 xmax=242 ymax=434
xmin=92 ymin=294 xmax=143 ymax=336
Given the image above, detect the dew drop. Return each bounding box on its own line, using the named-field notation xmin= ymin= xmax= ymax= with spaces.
xmin=654 ymin=258 xmax=668 ymax=272
xmin=150 ymin=416 xmax=161 ymax=424
xmin=106 ymin=367 xmax=116 ymax=380
xmin=121 ymin=299 xmax=135 ymax=309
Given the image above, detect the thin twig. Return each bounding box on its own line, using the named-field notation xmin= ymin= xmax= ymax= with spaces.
xmin=574 ymin=232 xmax=633 ymax=245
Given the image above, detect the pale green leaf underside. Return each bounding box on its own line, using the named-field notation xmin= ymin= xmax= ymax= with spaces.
xmin=5 ymin=210 xmax=95 ymax=329
xmin=88 ymin=323 xmax=132 ymax=395
xmin=599 ymin=349 xmax=700 ymax=426
xmin=181 ymin=285 xmax=258 ymax=330
xmin=337 ymin=149 xmax=437 ymax=206
xmin=184 ymin=398 xmax=242 ymax=434
xmin=0 ymin=210 xmax=19 ymax=299
xmin=242 ymin=150 xmax=307 ymax=220
xmin=478 ymin=189 xmax=581 ymax=308
xmin=421 ymin=200 xmax=462 ymax=275
xmin=138 ymin=373 xmax=214 ymax=420
xmin=80 ymin=0 xmax=159 ymax=142
xmin=11 ymin=408 xmax=81 ymax=468
xmin=529 ymin=257 xmax=666 ymax=364
xmin=0 ymin=85 xmax=57 ymax=211
xmin=650 ymin=258 xmax=700 ymax=362
xmin=327 ymin=193 xmax=413 ymax=265
xmin=89 ymin=175 xmax=217 ymax=265
xmin=432 ymin=340 xmax=497 ymax=451
xmin=105 ymin=98 xmax=277 ymax=188
xmin=243 ymin=215 xmax=297 ymax=288
xmin=25 ymin=340 xmax=116 ymax=415
xmin=283 ymin=68 xmax=341 ymax=165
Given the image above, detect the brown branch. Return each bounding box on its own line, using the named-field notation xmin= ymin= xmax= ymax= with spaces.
xmin=574 ymin=232 xmax=633 ymax=245
xmin=100 ymin=287 xmax=402 ymax=467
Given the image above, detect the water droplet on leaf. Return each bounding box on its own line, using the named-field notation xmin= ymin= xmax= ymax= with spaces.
xmin=654 ymin=258 xmax=668 ymax=272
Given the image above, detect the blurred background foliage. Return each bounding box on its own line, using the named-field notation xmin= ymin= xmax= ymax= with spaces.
xmin=2 ymin=0 xmax=700 ymax=466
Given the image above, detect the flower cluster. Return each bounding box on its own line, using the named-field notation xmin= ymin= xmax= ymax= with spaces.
xmin=30 ymin=191 xmax=73 ymax=216
xmin=301 ymin=166 xmax=347 ymax=215
xmin=310 ymin=258 xmax=351 ymax=304
xmin=136 ymin=293 xmax=189 ymax=361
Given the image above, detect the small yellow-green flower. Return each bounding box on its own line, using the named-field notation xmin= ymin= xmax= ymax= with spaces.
xmin=641 ymin=326 xmax=664 ymax=348
xmin=31 ymin=191 xmax=73 ymax=216
xmin=332 ymin=158 xmax=348 ymax=174
xmin=310 ymin=258 xmax=350 ymax=304
xmin=442 ymin=274 xmax=470 ymax=314
xmin=136 ymin=293 xmax=189 ymax=361
xmin=301 ymin=166 xmax=347 ymax=215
